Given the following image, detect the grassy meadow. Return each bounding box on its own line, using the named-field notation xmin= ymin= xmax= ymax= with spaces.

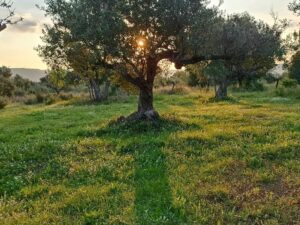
xmin=0 ymin=88 xmax=299 ymax=224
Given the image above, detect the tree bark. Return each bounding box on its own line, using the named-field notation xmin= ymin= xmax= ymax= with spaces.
xmin=124 ymin=57 xmax=160 ymax=121
xmin=132 ymin=84 xmax=159 ymax=121
xmin=102 ymin=80 xmax=110 ymax=101
xmin=87 ymin=82 xmax=93 ymax=100
xmin=215 ymin=79 xmax=228 ymax=99
xmin=238 ymin=78 xmax=243 ymax=88
xmin=276 ymin=79 xmax=279 ymax=89
xmin=92 ymin=79 xmax=102 ymax=102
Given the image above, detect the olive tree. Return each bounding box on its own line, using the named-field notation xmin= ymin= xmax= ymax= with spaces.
xmin=206 ymin=13 xmax=284 ymax=99
xmin=40 ymin=0 xmax=228 ymax=120
xmin=41 ymin=69 xmax=68 ymax=95
xmin=38 ymin=28 xmax=112 ymax=102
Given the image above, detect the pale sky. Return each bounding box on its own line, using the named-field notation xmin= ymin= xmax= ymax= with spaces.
xmin=0 ymin=0 xmax=299 ymax=69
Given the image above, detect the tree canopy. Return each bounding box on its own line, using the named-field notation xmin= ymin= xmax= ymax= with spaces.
xmin=289 ymin=0 xmax=300 ymax=15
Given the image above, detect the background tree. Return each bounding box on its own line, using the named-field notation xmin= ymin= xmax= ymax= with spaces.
xmin=266 ymin=64 xmax=287 ymax=88
xmin=204 ymin=61 xmax=231 ymax=99
xmin=41 ymin=69 xmax=68 ymax=95
xmin=0 ymin=0 xmax=22 ymax=32
xmin=0 ymin=66 xmax=14 ymax=97
xmin=38 ymin=25 xmax=113 ymax=102
xmin=206 ymin=13 xmax=284 ymax=99
xmin=182 ymin=13 xmax=284 ymax=99
xmin=186 ymin=62 xmax=210 ymax=89
xmin=13 ymin=74 xmax=33 ymax=91
xmin=289 ymin=51 xmax=300 ymax=83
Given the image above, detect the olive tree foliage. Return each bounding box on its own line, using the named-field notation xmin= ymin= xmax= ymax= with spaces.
xmin=0 ymin=0 xmax=22 ymax=32
xmin=39 ymin=0 xmax=229 ymax=120
xmin=38 ymin=27 xmax=112 ymax=102
xmin=289 ymin=0 xmax=300 ymax=15
xmin=41 ymin=69 xmax=68 ymax=95
xmin=186 ymin=62 xmax=210 ymax=88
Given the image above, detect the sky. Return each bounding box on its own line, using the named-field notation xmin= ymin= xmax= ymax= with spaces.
xmin=0 ymin=0 xmax=299 ymax=70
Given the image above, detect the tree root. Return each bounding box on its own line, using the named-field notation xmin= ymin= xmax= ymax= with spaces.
xmin=116 ymin=110 xmax=160 ymax=123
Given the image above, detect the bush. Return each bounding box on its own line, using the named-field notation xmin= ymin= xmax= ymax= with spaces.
xmin=14 ymin=89 xmax=26 ymax=97
xmin=156 ymin=85 xmax=192 ymax=95
xmin=245 ymin=81 xmax=264 ymax=92
xmin=0 ymin=97 xmax=7 ymax=109
xmin=275 ymin=86 xmax=300 ymax=99
xmin=59 ymin=93 xmax=73 ymax=101
xmin=24 ymin=94 xmax=46 ymax=105
xmin=45 ymin=95 xmax=57 ymax=105
xmin=188 ymin=73 xmax=200 ymax=87
xmin=281 ymin=79 xmax=298 ymax=88
xmin=36 ymin=93 xmax=46 ymax=103
xmin=23 ymin=94 xmax=58 ymax=105
xmin=275 ymin=87 xmax=284 ymax=97
xmin=24 ymin=95 xmax=38 ymax=105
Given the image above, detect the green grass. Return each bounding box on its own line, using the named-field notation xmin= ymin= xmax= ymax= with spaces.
xmin=0 ymin=89 xmax=299 ymax=224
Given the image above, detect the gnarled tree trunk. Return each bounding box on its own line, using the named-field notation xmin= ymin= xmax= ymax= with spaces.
xmin=136 ymin=84 xmax=159 ymax=120
xmin=276 ymin=79 xmax=279 ymax=89
xmin=102 ymin=80 xmax=110 ymax=101
xmin=91 ymin=79 xmax=102 ymax=102
xmin=215 ymin=79 xmax=228 ymax=99
xmin=125 ymin=58 xmax=160 ymax=121
xmin=88 ymin=78 xmax=112 ymax=102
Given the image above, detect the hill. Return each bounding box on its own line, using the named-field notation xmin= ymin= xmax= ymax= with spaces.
xmin=11 ymin=68 xmax=46 ymax=82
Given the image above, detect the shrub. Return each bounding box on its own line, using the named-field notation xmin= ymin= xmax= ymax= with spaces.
xmin=36 ymin=93 xmax=46 ymax=103
xmin=156 ymin=86 xmax=192 ymax=95
xmin=59 ymin=93 xmax=73 ymax=101
xmin=14 ymin=89 xmax=26 ymax=97
xmin=275 ymin=87 xmax=285 ymax=97
xmin=24 ymin=94 xmax=46 ymax=105
xmin=45 ymin=95 xmax=57 ymax=105
xmin=281 ymin=78 xmax=298 ymax=88
xmin=0 ymin=97 xmax=7 ymax=109
xmin=275 ymin=86 xmax=300 ymax=99
xmin=188 ymin=73 xmax=200 ymax=87
xmin=24 ymin=95 xmax=38 ymax=105
xmin=244 ymin=81 xmax=264 ymax=92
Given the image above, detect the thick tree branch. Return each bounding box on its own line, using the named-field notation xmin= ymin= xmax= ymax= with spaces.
xmin=178 ymin=55 xmax=232 ymax=65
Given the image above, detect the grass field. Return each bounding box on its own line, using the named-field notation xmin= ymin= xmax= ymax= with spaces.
xmin=0 ymin=89 xmax=299 ymax=225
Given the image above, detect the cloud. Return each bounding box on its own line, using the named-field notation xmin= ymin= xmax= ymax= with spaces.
xmin=10 ymin=19 xmax=39 ymax=32
xmin=6 ymin=13 xmax=40 ymax=33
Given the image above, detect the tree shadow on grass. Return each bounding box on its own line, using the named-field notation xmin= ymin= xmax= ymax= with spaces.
xmin=95 ymin=116 xmax=200 ymax=137
xmin=134 ymin=142 xmax=185 ymax=225
xmin=94 ymin=117 xmax=197 ymax=224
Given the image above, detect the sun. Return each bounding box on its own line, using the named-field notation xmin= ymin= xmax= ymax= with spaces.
xmin=137 ymin=38 xmax=145 ymax=48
